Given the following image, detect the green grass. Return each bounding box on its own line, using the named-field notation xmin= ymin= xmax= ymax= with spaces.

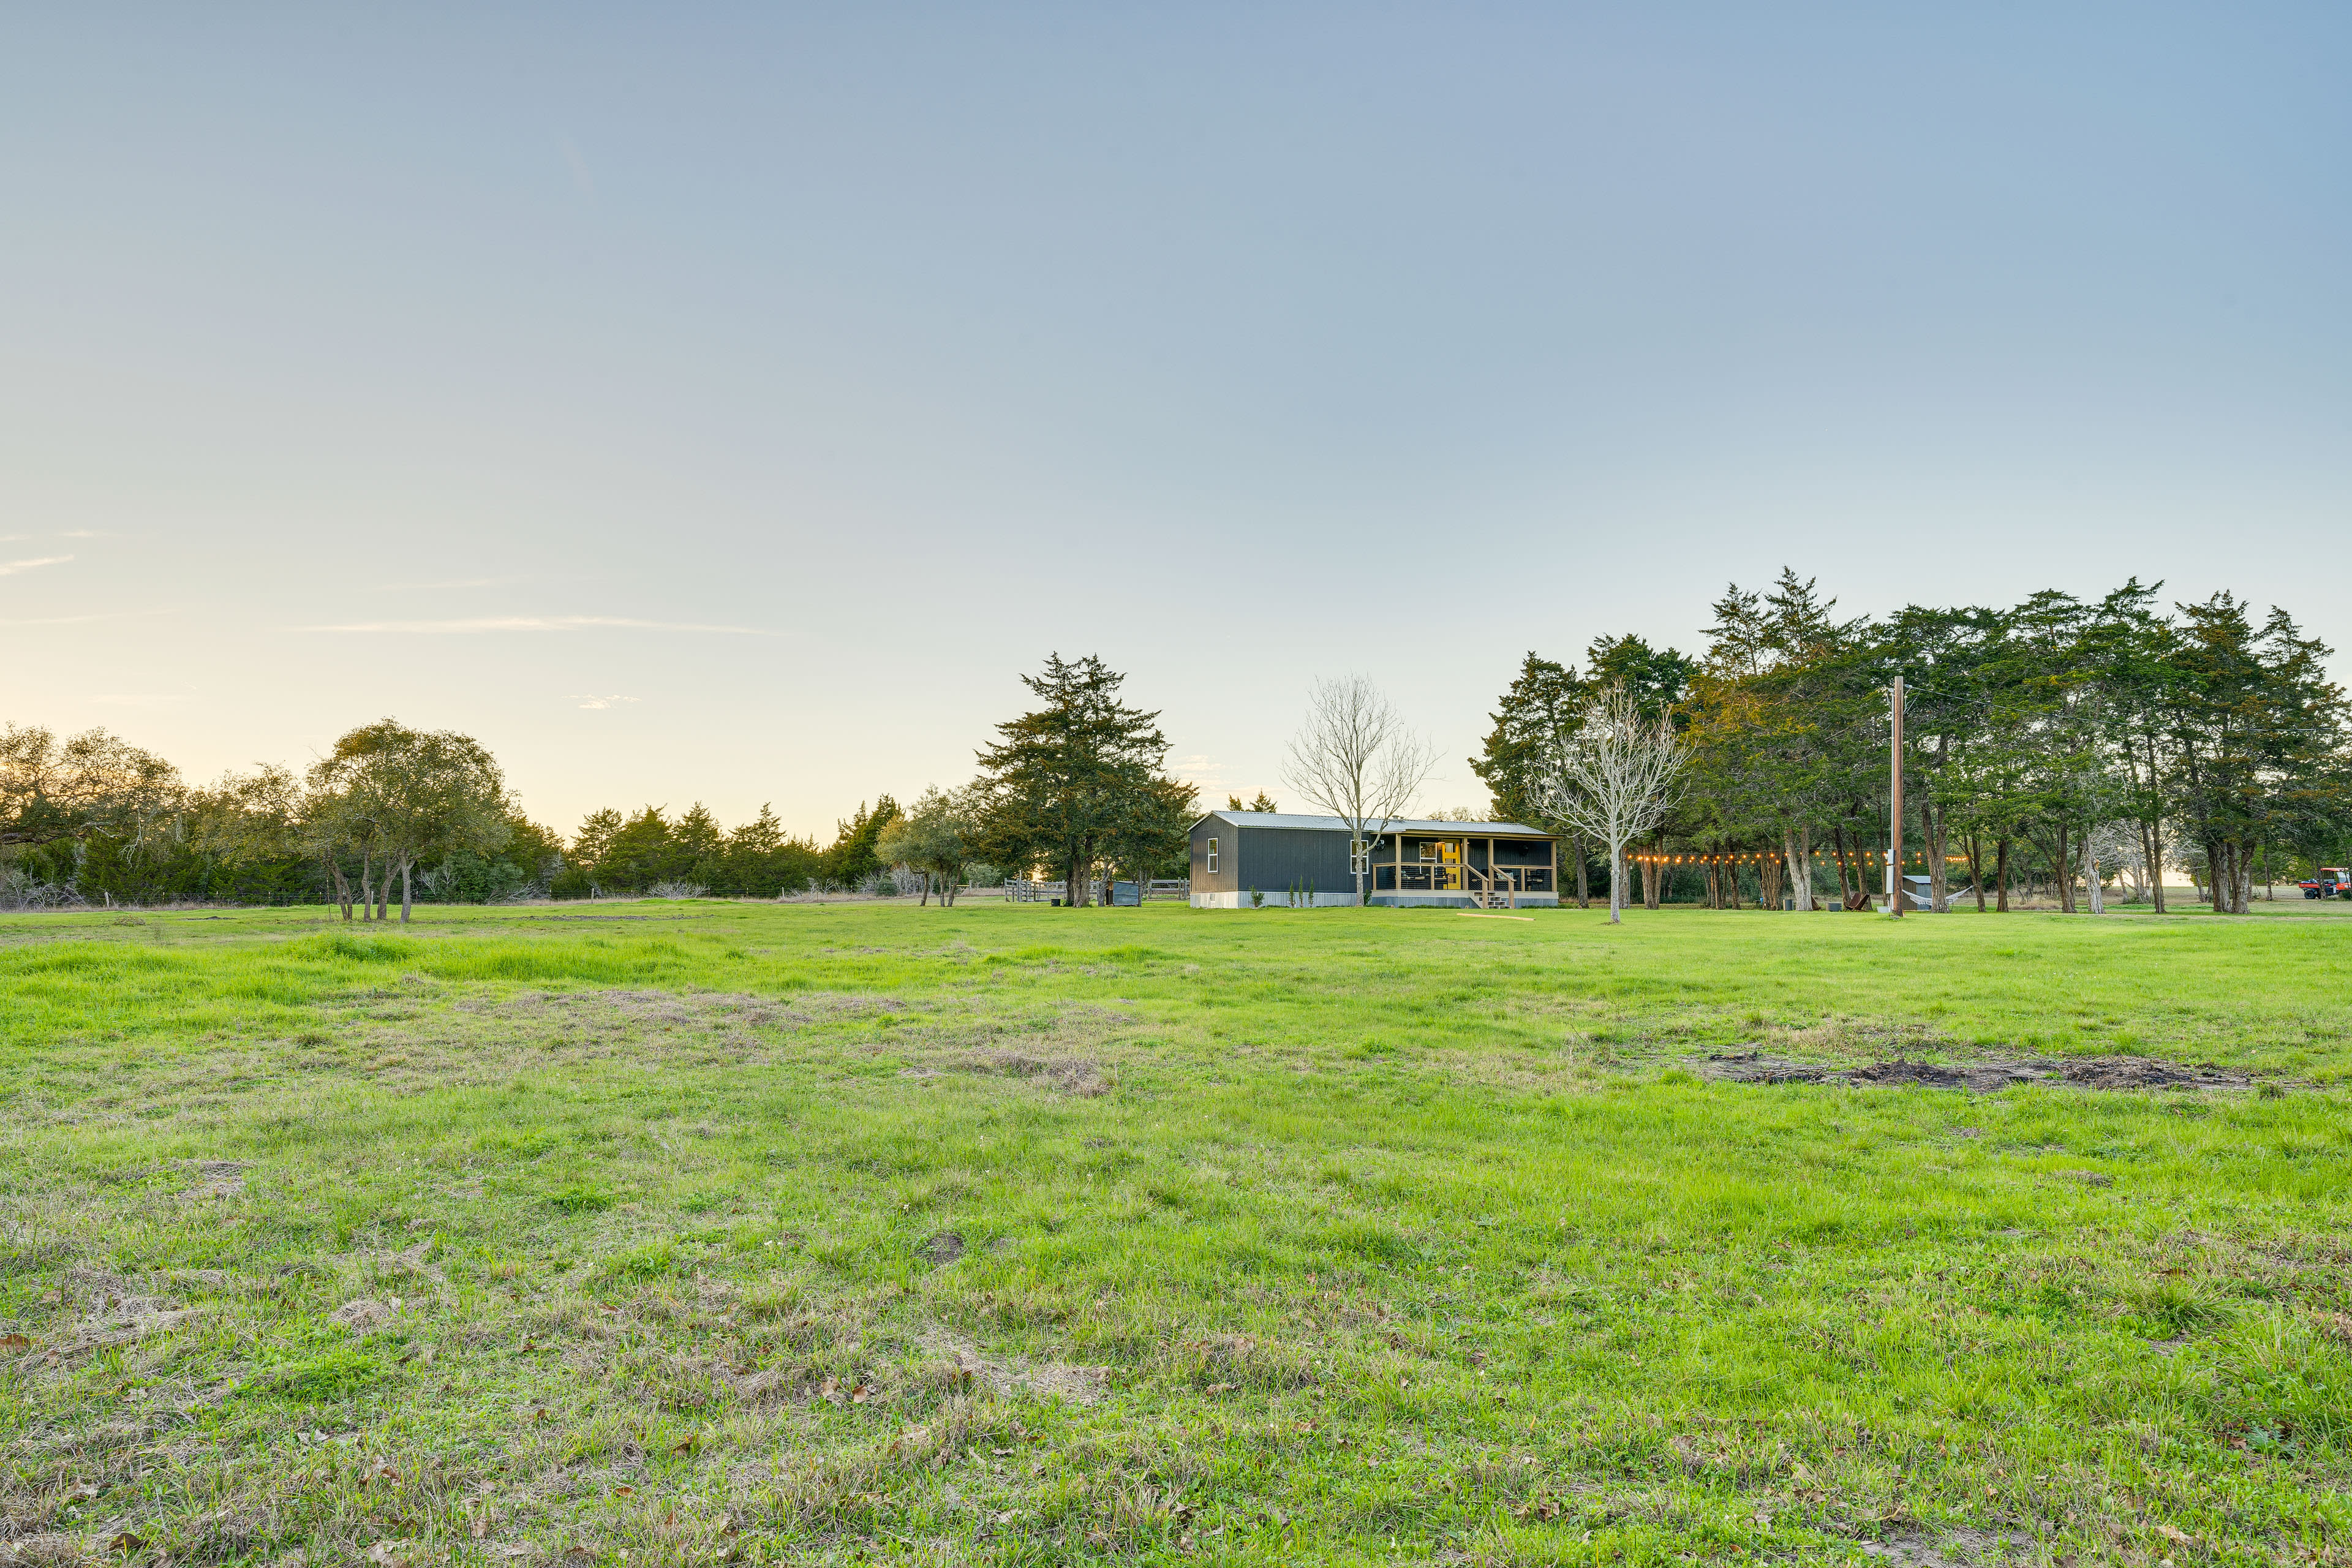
xmin=1 ymin=899 xmax=2348 ymax=1565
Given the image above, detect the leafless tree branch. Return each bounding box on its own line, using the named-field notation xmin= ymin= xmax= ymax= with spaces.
xmin=1282 ymin=675 xmax=1439 ymax=904
xmin=1526 ymin=683 xmax=1690 ymax=923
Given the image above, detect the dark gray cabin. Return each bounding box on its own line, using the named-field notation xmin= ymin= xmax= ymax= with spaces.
xmin=1186 ymin=811 xmax=1559 ymax=908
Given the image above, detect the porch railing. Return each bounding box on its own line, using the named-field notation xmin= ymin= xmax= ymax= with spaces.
xmin=1384 ymin=864 xmax=1552 ymax=894
xmin=1468 ymin=866 xmax=1552 ymax=908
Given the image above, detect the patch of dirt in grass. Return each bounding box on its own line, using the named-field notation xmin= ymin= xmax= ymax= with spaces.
xmin=359 ymin=1240 xmax=447 ymax=1289
xmin=49 ymin=984 xmax=1152 ymax=1113
xmin=29 ymin=1280 xmax=201 ymax=1370
xmin=1695 ymin=1050 xmax=2251 ymax=1093
xmin=161 ymin=1267 xmax=234 ymax=1292
xmin=881 ymin=998 xmax=1144 ymax=1074
xmin=476 ymin=985 xmax=896 ymax=1033
xmin=2052 ymin=1057 xmax=2241 ymax=1090
xmin=328 ymin=1297 xmax=397 ymax=1333
xmin=181 ymin=1159 xmax=247 ymax=1197
xmin=1860 ymin=1530 xmax=2003 ymax=1566
xmin=586 ymin=989 xmax=824 ymax=1030
xmin=292 ymin=986 xmax=946 ymax=1091
xmin=42 ymin=988 xmax=894 ymax=1115
xmin=960 ymin=1052 xmax=1110 ymax=1097
xmin=919 ymin=1325 xmax=1109 ymax=1406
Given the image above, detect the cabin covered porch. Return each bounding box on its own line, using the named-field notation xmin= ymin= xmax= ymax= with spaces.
xmin=1370 ymin=831 xmax=1558 ymax=908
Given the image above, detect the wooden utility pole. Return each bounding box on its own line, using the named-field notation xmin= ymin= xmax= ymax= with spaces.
xmin=1888 ymin=675 xmax=1905 ymax=918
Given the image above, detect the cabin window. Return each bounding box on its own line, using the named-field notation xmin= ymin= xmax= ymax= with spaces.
xmin=1205 ymin=837 xmax=1219 ymax=873
xmin=1349 ymin=839 xmax=1370 ymax=875
xmin=1418 ymin=842 xmax=1436 ymax=862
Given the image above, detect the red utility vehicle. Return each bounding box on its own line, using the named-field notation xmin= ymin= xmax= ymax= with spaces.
xmin=2298 ymin=867 xmax=2350 ymax=899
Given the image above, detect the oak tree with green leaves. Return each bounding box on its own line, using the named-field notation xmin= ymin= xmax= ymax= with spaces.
xmin=307 ymin=720 xmax=511 ymax=923
xmin=0 ymin=723 xmax=182 ymax=851
xmin=875 ymin=785 xmax=985 ymax=905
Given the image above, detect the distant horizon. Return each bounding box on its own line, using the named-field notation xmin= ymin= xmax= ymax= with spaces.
xmin=5 ymin=6 xmax=2345 ymax=839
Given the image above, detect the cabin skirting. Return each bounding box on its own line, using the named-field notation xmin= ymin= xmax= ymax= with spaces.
xmin=1190 ymin=891 xmax=1359 ymax=909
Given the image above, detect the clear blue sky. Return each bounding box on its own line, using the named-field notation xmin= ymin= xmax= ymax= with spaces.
xmin=4 ymin=5 xmax=2346 ymax=837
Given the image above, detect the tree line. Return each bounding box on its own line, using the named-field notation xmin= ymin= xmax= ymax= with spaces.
xmin=0 ymin=720 xmax=930 ymax=911
xmin=1476 ymin=573 xmax=2351 ymax=913
xmin=0 ymin=652 xmax=1202 ymax=912
xmin=22 ymin=584 xmax=2329 ymax=919
xmin=1 ymin=719 xmax=533 ymax=918
xmin=553 ymin=652 xmax=1200 ymax=905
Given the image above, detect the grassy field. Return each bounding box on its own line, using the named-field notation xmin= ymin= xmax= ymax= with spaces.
xmin=1 ymin=899 xmax=2348 ymax=1567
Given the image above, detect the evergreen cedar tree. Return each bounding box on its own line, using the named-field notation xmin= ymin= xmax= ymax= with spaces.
xmin=1474 ymin=638 xmax=1695 ymax=821
xmin=551 ymin=802 xmax=832 ymax=898
xmin=973 ymin=653 xmax=1197 ymax=906
xmin=549 ymin=796 xmax=897 ymax=899
xmin=1472 ymin=655 xmax=1585 ymax=829
xmin=1225 ymin=791 xmax=1278 ymax=813
xmin=821 ymin=797 xmax=901 ymax=889
xmin=1474 ymin=638 xmax=1692 ymax=905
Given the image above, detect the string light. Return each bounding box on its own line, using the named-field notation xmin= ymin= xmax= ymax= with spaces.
xmin=1624 ymin=850 xmax=1966 ymax=865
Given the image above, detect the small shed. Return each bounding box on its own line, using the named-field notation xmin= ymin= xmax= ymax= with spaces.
xmin=1186 ymin=810 xmax=1560 ymax=908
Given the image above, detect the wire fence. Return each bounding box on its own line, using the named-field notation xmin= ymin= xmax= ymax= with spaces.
xmin=1001 ymin=879 xmax=1190 ymax=904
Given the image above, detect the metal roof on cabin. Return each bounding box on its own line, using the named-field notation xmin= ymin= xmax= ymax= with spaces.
xmin=1193 ymin=810 xmax=1553 ymax=837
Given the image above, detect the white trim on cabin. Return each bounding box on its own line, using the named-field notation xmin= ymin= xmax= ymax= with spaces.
xmin=1190 ymin=891 xmax=1358 ymax=910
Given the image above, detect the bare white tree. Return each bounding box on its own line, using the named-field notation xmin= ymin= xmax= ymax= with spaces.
xmin=1526 ymin=682 xmax=1691 ymax=924
xmin=1283 ymin=675 xmax=1440 ymax=905
xmin=2089 ymin=820 xmax=2146 ymax=909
